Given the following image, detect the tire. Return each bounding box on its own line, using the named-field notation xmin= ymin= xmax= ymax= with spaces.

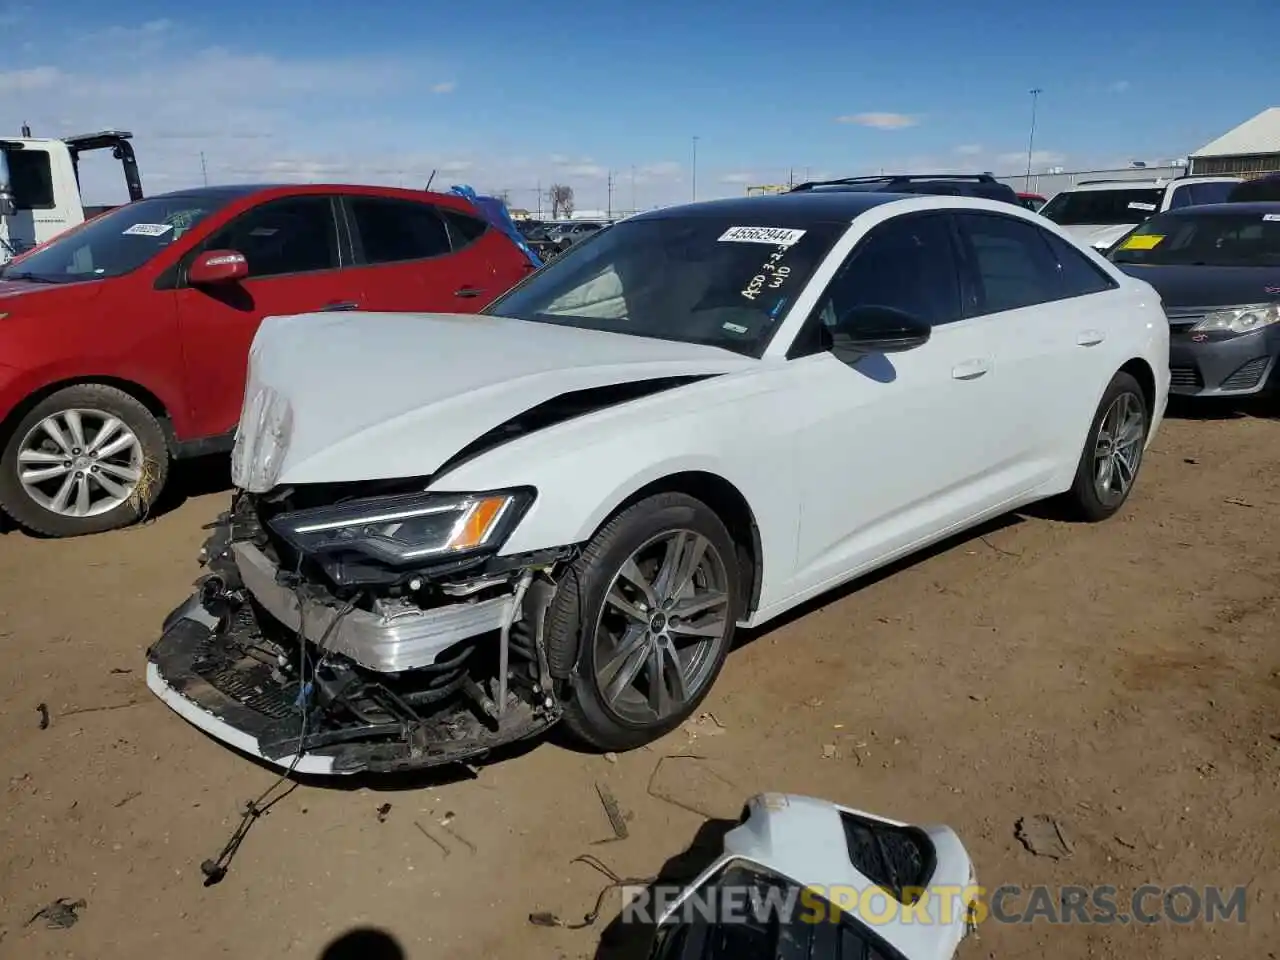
xmin=546 ymin=492 xmax=743 ymax=752
xmin=1061 ymin=371 xmax=1149 ymax=522
xmin=0 ymin=384 xmax=170 ymax=537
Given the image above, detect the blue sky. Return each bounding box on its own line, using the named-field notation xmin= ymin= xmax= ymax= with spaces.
xmin=1 ymin=0 xmax=1276 ymax=210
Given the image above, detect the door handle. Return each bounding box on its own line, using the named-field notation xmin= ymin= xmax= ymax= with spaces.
xmin=951 ymin=358 xmax=991 ymax=381
xmin=319 ymin=300 xmax=359 ymax=312
xmin=1077 ymin=330 xmax=1106 ymax=346
xmin=454 ymin=286 xmax=486 ymax=298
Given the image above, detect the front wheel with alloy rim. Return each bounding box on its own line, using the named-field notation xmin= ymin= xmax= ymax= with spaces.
xmin=545 ymin=492 xmax=743 ymax=752
xmin=1063 ymin=370 xmax=1149 ymax=522
xmin=0 ymin=384 xmax=170 ymax=537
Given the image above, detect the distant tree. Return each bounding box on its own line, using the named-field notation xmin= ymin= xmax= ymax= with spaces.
xmin=549 ymin=183 xmax=574 ymax=219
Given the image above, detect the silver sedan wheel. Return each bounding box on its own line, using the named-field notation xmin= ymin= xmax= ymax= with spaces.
xmin=1094 ymin=391 xmax=1145 ymax=506
xmin=592 ymin=529 xmax=732 ymax=725
xmin=17 ymin=409 xmax=143 ymax=518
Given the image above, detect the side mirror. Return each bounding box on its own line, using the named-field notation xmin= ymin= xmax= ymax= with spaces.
xmin=188 ymin=249 xmax=249 ymax=285
xmin=829 ymin=305 xmax=931 ymax=362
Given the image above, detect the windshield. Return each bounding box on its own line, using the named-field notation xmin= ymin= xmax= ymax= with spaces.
xmin=486 ymin=216 xmax=844 ymax=357
xmin=1109 ymin=210 xmax=1280 ymax=267
xmin=0 ymin=195 xmax=226 ymax=283
xmin=1039 ymin=187 xmax=1165 ymax=226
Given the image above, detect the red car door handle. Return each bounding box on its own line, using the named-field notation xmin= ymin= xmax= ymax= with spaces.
xmin=454 ymin=286 xmax=486 ymax=298
xmin=319 ymin=300 xmax=359 ymax=312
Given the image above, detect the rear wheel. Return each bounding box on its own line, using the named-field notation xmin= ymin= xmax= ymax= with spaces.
xmin=0 ymin=384 xmax=170 ymax=537
xmin=545 ymin=492 xmax=742 ymax=752
xmin=1062 ymin=371 xmax=1148 ymax=522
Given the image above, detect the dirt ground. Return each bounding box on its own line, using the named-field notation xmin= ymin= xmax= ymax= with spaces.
xmin=1 ymin=406 xmax=1278 ymax=960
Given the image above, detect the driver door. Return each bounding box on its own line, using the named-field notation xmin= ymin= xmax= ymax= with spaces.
xmin=784 ymin=212 xmax=1016 ymax=599
xmin=172 ymin=194 xmax=359 ymax=440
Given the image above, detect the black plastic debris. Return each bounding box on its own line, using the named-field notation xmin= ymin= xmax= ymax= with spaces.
xmin=376 ymin=803 xmax=392 ymax=824
xmin=36 ymin=703 xmax=49 ymax=730
xmin=26 ymin=898 xmax=86 ymax=930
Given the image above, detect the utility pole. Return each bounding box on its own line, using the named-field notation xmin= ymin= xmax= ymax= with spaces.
xmin=691 ymin=136 xmax=699 ymax=202
xmin=1025 ymin=88 xmax=1042 ymax=190
xmin=536 ymin=179 xmax=542 ymax=218
xmin=200 ymin=152 xmax=208 ymax=187
xmin=607 ymin=170 xmax=614 ymax=219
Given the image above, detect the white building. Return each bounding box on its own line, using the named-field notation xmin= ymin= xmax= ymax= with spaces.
xmin=1189 ymin=107 xmax=1280 ymax=178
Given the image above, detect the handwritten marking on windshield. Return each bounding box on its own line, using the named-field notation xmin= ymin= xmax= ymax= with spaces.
xmin=742 ymin=244 xmax=794 ymax=301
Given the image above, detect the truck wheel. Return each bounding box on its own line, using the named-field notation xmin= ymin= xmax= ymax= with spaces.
xmin=0 ymin=384 xmax=170 ymax=537
xmin=544 ymin=492 xmax=743 ymax=752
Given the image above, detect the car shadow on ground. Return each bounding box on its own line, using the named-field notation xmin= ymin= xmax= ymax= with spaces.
xmin=0 ymin=452 xmax=234 ymax=538
xmin=318 ymin=926 xmax=406 ymax=959
xmin=1164 ymin=395 xmax=1275 ymax=421
xmin=730 ymin=511 xmax=1024 ymax=653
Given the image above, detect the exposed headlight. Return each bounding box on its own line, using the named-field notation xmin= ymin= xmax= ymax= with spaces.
xmin=231 ymin=385 xmax=293 ymax=493
xmin=268 ymin=489 xmax=534 ymax=566
xmin=1191 ymin=303 xmax=1280 ymax=336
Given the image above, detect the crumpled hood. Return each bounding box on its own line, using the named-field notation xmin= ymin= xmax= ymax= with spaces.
xmin=235 ymin=311 xmax=756 ymax=488
xmin=1059 ymin=223 xmax=1138 ymax=251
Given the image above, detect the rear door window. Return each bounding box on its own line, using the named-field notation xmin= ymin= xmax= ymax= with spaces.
xmin=954 ymin=212 xmax=1063 ymax=315
xmin=348 ymin=196 xmax=453 ymax=264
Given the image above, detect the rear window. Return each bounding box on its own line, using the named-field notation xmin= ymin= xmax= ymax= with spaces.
xmin=1040 ymin=187 xmax=1166 ymax=226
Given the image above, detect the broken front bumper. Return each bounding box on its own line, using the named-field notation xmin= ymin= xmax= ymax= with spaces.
xmin=146 ymin=510 xmax=563 ymax=775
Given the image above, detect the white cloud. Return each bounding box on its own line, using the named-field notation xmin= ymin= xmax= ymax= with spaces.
xmin=636 ymin=161 xmax=682 ymax=181
xmin=0 ymin=65 xmax=60 ymax=94
xmin=720 ymin=172 xmax=756 ymax=184
xmin=836 ymin=112 xmax=918 ymax=130
xmin=996 ymin=149 xmax=1067 ymax=169
xmin=0 ymin=19 xmax=813 ymax=210
xmin=954 ymin=144 xmax=983 ymax=156
xmin=430 ymin=81 xmax=456 ymax=94
xmin=1108 ymin=80 xmax=1131 ymax=93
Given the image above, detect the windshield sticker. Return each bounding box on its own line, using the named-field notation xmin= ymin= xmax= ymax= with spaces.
xmin=741 ymin=244 xmax=796 ymax=301
xmin=1127 ymin=202 xmax=1157 ymax=212
xmin=722 ymin=322 xmax=749 ymax=334
xmin=1120 ymin=234 xmax=1164 ymax=251
xmin=249 ymin=227 xmax=280 ymax=237
xmin=719 ymin=226 xmax=806 ymax=246
xmin=122 ymin=223 xmax=173 ymax=237
xmin=1263 ymin=214 xmax=1280 ymax=222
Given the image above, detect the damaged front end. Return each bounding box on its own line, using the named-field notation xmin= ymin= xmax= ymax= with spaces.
xmin=146 ymin=482 xmax=573 ymax=774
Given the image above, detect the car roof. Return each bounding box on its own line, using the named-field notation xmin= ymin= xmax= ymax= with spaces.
xmin=1150 ymin=201 xmax=1280 ymax=217
xmin=142 ymin=183 xmax=477 ymax=209
xmin=631 ymin=191 xmax=901 ymax=225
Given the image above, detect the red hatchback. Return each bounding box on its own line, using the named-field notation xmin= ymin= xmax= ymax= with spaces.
xmin=0 ymin=183 xmax=536 ymax=536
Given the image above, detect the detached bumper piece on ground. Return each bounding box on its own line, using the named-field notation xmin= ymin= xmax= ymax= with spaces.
xmin=147 ymin=496 xmax=568 ymax=774
xmin=644 ymin=794 xmax=978 ymax=960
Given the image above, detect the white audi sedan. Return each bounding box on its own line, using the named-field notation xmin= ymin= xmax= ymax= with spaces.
xmin=147 ymin=191 xmax=1170 ymax=774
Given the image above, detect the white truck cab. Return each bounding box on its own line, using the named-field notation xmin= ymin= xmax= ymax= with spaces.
xmin=0 ymin=129 xmax=143 ymax=263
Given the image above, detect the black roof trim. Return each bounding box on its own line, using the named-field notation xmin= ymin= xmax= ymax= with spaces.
xmin=628 ymin=191 xmax=901 ymax=224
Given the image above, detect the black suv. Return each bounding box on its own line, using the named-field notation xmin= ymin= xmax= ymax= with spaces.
xmin=789 ymin=173 xmax=1020 ymax=205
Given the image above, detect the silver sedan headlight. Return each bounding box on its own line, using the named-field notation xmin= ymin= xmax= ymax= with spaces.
xmin=1191 ymin=303 xmax=1280 ymax=336
xmin=268 ymin=489 xmax=535 ymax=567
